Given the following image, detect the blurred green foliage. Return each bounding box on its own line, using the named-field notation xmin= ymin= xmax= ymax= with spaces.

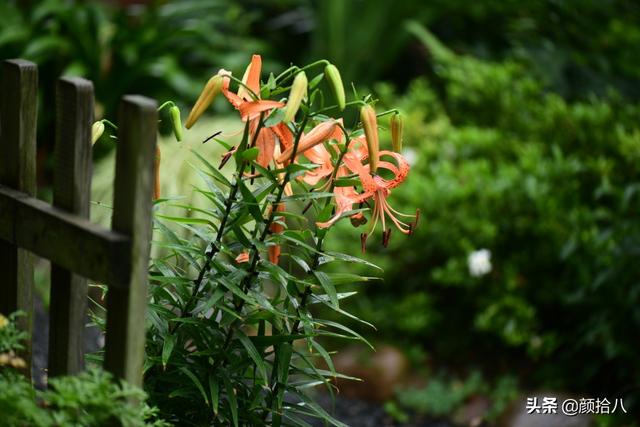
xmin=393 ymin=372 xmax=518 ymax=420
xmin=272 ymin=0 xmax=640 ymax=99
xmin=327 ymin=26 xmax=640 ymax=419
xmin=0 ymin=0 xmax=265 ymax=163
xmin=0 ymin=312 xmax=167 ymax=426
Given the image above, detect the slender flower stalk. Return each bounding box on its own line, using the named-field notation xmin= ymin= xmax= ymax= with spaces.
xmin=154 ymin=146 xmax=161 ymax=200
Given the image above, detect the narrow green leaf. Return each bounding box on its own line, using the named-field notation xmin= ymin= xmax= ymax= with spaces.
xmin=223 ymin=375 xmax=239 ymax=427
xmin=209 ymin=374 xmax=219 ymax=415
xmin=161 ymin=334 xmax=175 ymax=369
xmin=180 ymin=367 xmax=209 ymax=405
xmin=191 ymin=149 xmax=231 ymax=187
xmin=249 ymin=334 xmax=308 ymax=347
xmin=238 ymin=180 xmax=264 ymax=223
xmin=314 ymin=271 xmax=339 ymax=308
xmin=236 ymin=330 xmax=268 ymax=383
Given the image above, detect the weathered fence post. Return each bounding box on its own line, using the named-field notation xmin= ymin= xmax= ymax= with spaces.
xmin=0 ymin=59 xmax=37 ymax=375
xmin=104 ymin=95 xmax=157 ymax=387
xmin=48 ymin=77 xmax=94 ymax=377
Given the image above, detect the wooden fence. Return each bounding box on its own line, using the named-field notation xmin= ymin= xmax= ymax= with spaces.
xmin=0 ymin=59 xmax=156 ymax=387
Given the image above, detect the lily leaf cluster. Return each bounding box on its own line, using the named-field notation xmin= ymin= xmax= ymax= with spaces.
xmin=119 ymin=54 xmax=416 ymax=426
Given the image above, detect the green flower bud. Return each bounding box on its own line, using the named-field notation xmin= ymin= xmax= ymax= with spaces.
xmin=391 ymin=112 xmax=403 ymax=153
xmin=325 ymin=63 xmax=346 ymax=111
xmin=360 ymin=105 xmax=379 ymax=173
xmin=169 ymin=105 xmax=183 ymax=142
xmin=283 ymin=71 xmax=307 ymax=123
xmin=185 ymin=75 xmax=223 ymax=129
xmin=91 ymin=121 xmax=105 ymax=145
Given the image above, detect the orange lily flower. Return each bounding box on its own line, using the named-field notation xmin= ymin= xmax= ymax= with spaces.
xmin=276 ymin=119 xmax=342 ymax=164
xmin=268 ymin=202 xmax=286 ymax=264
xmin=235 ymin=251 xmax=250 ymax=263
xmin=317 ymin=137 xmax=418 ymax=251
xmin=217 ymin=55 xmax=291 ymax=169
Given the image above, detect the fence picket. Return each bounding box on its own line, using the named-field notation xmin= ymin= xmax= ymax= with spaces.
xmin=0 ymin=58 xmax=156 ymax=387
xmin=104 ymin=95 xmax=157 ymax=387
xmin=48 ymin=77 xmax=94 ymax=377
xmin=0 ymin=59 xmax=38 ymax=377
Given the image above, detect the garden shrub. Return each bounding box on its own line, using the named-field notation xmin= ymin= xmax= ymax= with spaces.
xmin=327 ymin=28 xmax=640 ymax=419
xmin=0 ymin=313 xmax=167 ymax=427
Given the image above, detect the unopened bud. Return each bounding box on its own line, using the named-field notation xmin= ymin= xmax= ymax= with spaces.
xmin=169 ymin=105 xmax=183 ymax=142
xmin=284 ymin=71 xmax=307 ymax=123
xmin=390 ymin=113 xmax=403 ymax=153
xmin=185 ymin=75 xmax=223 ymax=129
xmin=91 ymin=121 xmax=105 ymax=145
xmin=325 ymin=64 xmax=346 ymax=111
xmin=276 ymin=120 xmax=338 ymax=163
xmin=360 ymin=105 xmax=379 ymax=173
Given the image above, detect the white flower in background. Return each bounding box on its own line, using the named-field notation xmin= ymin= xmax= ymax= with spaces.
xmin=468 ymin=249 xmax=492 ymax=277
xmin=403 ymin=147 xmax=418 ymax=166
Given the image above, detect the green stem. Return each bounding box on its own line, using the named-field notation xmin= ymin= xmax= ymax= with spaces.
xmin=289 ymin=134 xmax=354 ymax=334
xmin=212 ymin=113 xmax=310 ymax=368
xmin=274 ymin=60 xmax=330 ymax=84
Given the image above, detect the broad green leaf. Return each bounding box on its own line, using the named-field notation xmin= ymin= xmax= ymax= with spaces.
xmin=241 ymin=147 xmax=260 ymax=161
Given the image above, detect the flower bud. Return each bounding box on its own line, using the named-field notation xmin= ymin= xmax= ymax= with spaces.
xmin=390 ymin=112 xmax=403 ymax=153
xmin=169 ymin=105 xmax=183 ymax=142
xmin=325 ymin=64 xmax=346 ymax=111
xmin=185 ymin=75 xmax=223 ymax=129
xmin=283 ymin=71 xmax=307 ymax=123
xmin=91 ymin=121 xmax=105 ymax=145
xmin=276 ymin=119 xmax=338 ymax=163
xmin=360 ymin=105 xmax=379 ymax=173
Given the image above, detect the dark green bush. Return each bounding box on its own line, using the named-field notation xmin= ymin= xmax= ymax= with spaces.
xmin=0 ymin=312 xmax=167 ymax=427
xmin=328 ymin=29 xmax=640 ymax=418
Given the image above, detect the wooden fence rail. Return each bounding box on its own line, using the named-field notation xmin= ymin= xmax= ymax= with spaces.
xmin=0 ymin=59 xmax=157 ymax=387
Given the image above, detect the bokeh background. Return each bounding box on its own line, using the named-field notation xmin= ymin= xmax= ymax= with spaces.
xmin=2 ymin=0 xmax=639 ymax=425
